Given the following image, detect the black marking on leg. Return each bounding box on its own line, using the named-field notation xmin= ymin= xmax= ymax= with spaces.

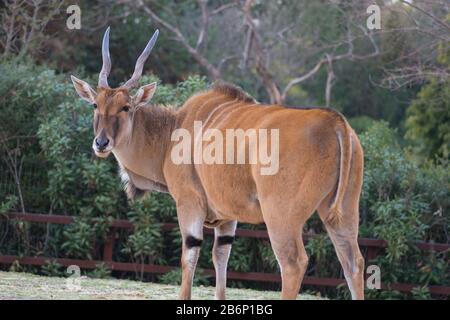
xmin=217 ymin=235 xmax=235 ymax=246
xmin=185 ymin=235 xmax=203 ymax=248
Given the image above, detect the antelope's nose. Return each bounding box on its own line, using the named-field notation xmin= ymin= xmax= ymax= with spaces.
xmin=95 ymin=137 xmax=110 ymax=150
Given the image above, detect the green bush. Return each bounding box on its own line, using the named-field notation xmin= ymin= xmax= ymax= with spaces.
xmin=348 ymin=116 xmax=378 ymax=134
xmin=41 ymin=260 xmax=64 ymax=277
xmin=0 ymin=196 xmax=18 ymax=214
xmin=122 ymin=197 xmax=165 ymax=266
xmin=88 ymin=263 xmax=112 ymax=279
xmin=356 ymin=122 xmax=449 ymax=298
xmin=405 ymin=47 xmax=450 ymax=160
xmin=0 ymin=60 xmax=447 ymax=299
xmin=0 ymin=60 xmax=72 ymax=212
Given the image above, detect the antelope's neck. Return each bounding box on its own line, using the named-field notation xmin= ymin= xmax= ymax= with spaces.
xmin=112 ymin=105 xmax=176 ymax=187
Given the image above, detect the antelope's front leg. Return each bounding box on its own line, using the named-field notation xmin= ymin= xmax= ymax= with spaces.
xmin=213 ymin=220 xmax=237 ymax=300
xmin=177 ymin=203 xmax=206 ymax=300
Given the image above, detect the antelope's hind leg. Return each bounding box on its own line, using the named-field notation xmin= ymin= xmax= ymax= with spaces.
xmin=317 ymin=134 xmax=365 ymax=300
xmin=318 ymin=204 xmax=365 ymax=300
xmin=263 ymin=212 xmax=309 ymax=300
xmin=212 ymin=220 xmax=237 ymax=300
xmin=176 ymin=201 xmax=206 ymax=300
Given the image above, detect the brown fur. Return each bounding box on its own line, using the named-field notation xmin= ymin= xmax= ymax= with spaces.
xmin=72 ymin=80 xmax=365 ymax=300
xmin=211 ymin=81 xmax=256 ymax=103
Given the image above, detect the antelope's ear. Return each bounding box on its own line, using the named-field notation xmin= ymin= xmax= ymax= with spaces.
xmin=70 ymin=75 xmax=97 ymax=104
xmin=132 ymin=82 xmax=157 ymax=108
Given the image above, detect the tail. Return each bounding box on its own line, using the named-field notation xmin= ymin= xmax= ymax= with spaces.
xmin=325 ymin=119 xmax=352 ymax=226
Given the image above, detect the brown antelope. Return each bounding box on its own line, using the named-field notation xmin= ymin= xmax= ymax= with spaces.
xmin=71 ymin=27 xmax=365 ymax=300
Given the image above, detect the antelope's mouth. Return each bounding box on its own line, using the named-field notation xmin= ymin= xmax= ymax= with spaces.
xmin=94 ymin=149 xmax=112 ymax=158
xmin=92 ymin=142 xmax=113 ymax=158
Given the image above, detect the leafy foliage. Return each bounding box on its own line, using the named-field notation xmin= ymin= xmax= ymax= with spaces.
xmin=122 ymin=197 xmax=165 ymax=266
xmin=405 ymin=79 xmax=450 ymax=159
xmin=0 ymin=59 xmax=448 ymax=300
xmin=88 ymin=263 xmax=112 ymax=279
xmin=41 ymin=260 xmax=64 ymax=277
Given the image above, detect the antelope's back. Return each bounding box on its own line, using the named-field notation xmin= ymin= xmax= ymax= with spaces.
xmin=173 ymin=84 xmax=349 ymax=223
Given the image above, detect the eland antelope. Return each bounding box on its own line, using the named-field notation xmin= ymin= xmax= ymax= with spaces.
xmin=71 ymin=27 xmax=365 ymax=300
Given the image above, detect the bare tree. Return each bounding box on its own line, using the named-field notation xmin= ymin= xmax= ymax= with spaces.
xmin=240 ymin=0 xmax=282 ymax=104
xmin=380 ymin=0 xmax=450 ymax=89
xmin=0 ymin=0 xmax=64 ymax=58
xmin=124 ymin=0 xmax=236 ymax=80
xmin=118 ymin=0 xmax=449 ymax=105
xmin=122 ymin=0 xmax=382 ymax=105
xmin=238 ymin=0 xmax=381 ymax=104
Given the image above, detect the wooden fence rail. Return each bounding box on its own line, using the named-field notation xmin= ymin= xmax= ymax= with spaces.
xmin=1 ymin=212 xmax=449 ymax=296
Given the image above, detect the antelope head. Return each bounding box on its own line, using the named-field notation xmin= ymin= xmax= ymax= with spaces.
xmin=71 ymin=27 xmax=159 ymax=158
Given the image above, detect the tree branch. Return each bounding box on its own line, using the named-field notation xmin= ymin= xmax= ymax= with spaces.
xmin=325 ymin=54 xmax=335 ymax=108
xmin=240 ymin=0 xmax=282 ymax=104
xmin=195 ymin=0 xmax=209 ymax=50
xmin=281 ymin=20 xmax=380 ymax=102
xmin=400 ymin=0 xmax=450 ymax=32
xmin=211 ymin=2 xmax=236 ymax=15
xmin=135 ymin=0 xmax=222 ymax=79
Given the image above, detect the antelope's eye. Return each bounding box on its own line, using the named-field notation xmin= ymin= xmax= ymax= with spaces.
xmin=121 ymin=106 xmax=130 ymax=112
xmin=93 ymin=103 xmax=98 ymax=109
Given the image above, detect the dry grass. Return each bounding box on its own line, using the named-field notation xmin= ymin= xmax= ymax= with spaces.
xmin=0 ymin=271 xmax=323 ymax=300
